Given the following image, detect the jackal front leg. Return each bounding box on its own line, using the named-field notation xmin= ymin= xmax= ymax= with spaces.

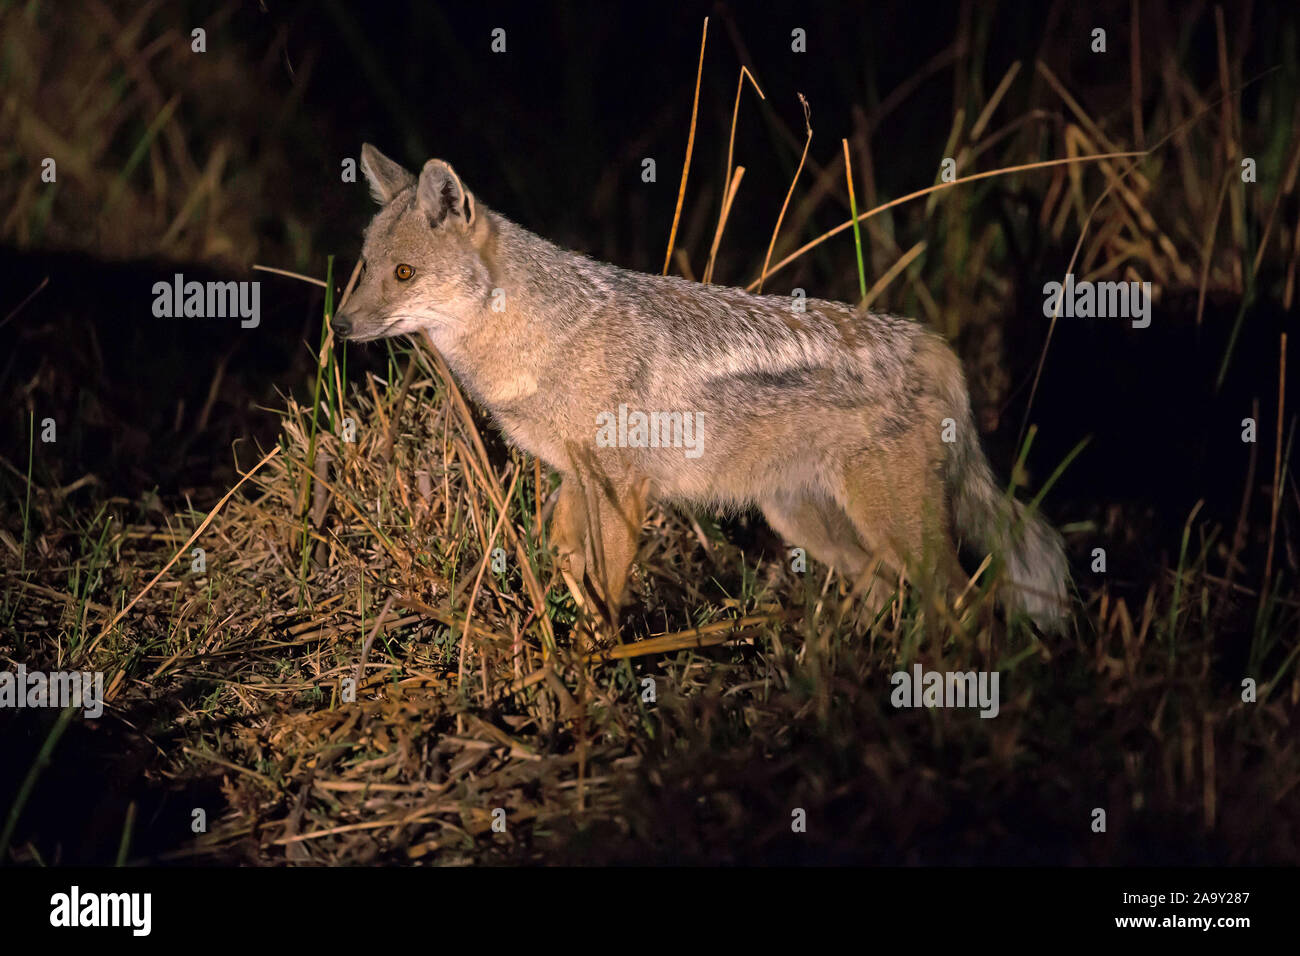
xmin=551 ymin=476 xmax=589 ymax=605
xmin=584 ymin=472 xmax=648 ymax=625
xmin=550 ymin=471 xmax=647 ymax=627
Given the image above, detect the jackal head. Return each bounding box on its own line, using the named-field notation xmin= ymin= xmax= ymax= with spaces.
xmin=332 ymin=144 xmax=490 ymax=344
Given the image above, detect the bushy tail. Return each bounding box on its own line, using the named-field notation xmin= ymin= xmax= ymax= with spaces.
xmin=938 ymin=371 xmax=1070 ymax=631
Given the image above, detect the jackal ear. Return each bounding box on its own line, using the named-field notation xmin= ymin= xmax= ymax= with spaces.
xmin=360 ymin=143 xmax=415 ymax=205
xmin=416 ymin=159 xmax=476 ymax=229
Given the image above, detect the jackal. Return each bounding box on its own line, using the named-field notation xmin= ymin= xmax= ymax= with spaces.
xmin=333 ymin=144 xmax=1070 ymax=631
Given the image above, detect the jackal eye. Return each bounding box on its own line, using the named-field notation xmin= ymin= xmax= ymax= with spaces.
xmin=395 ymin=263 xmax=414 ymax=281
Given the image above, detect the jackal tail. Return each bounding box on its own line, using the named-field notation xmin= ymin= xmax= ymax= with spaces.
xmin=938 ymin=365 xmax=1070 ymax=631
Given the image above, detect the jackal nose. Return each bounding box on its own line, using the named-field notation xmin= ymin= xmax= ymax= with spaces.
xmin=330 ymin=311 xmax=352 ymax=338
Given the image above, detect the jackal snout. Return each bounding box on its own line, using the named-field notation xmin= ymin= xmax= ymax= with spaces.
xmin=330 ymin=311 xmax=354 ymax=338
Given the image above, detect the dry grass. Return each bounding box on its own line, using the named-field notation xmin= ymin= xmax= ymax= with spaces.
xmin=3 ymin=314 xmax=1295 ymax=863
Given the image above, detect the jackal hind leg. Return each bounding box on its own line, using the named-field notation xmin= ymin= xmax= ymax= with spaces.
xmin=833 ymin=450 xmax=965 ymax=621
xmin=759 ymin=487 xmax=900 ymax=621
